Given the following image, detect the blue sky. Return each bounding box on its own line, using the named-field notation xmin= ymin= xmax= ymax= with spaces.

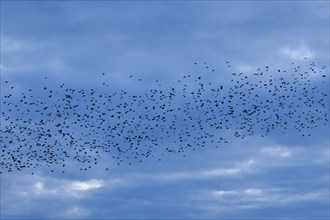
xmin=1 ymin=1 xmax=329 ymax=219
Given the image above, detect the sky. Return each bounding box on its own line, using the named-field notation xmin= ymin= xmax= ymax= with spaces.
xmin=0 ymin=0 xmax=329 ymax=219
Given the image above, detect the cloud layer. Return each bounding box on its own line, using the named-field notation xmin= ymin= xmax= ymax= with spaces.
xmin=1 ymin=137 xmax=329 ymax=218
xmin=1 ymin=1 xmax=329 ymax=219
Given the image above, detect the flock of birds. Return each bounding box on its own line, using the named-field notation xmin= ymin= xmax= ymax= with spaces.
xmin=0 ymin=60 xmax=329 ymax=174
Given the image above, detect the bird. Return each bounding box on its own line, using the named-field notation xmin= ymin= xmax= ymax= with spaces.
xmin=0 ymin=59 xmax=328 ymax=174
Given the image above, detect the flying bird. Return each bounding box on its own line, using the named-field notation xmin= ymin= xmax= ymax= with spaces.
xmin=0 ymin=60 xmax=328 ymax=174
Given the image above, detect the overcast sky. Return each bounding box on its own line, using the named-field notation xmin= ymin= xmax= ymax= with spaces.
xmin=1 ymin=1 xmax=329 ymax=219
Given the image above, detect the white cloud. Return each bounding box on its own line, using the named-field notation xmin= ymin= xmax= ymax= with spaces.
xmin=236 ymin=64 xmax=254 ymax=73
xmin=0 ymin=174 xmax=120 ymax=218
xmin=192 ymin=187 xmax=328 ymax=216
xmin=71 ymin=179 xmax=104 ymax=191
xmin=0 ymin=36 xmax=73 ymax=79
xmin=1 ymin=37 xmax=42 ymax=53
xmin=244 ymin=188 xmax=263 ymax=195
xmin=34 ymin=182 xmax=44 ymax=190
xmin=257 ymin=142 xmax=329 ymax=167
xmin=261 ymin=146 xmax=291 ymax=158
xmin=0 ymin=64 xmax=11 ymax=71
xmin=213 ymin=190 xmax=237 ymax=196
xmin=203 ymin=159 xmax=255 ymax=177
xmin=5 ymin=175 xmax=110 ymax=200
xmin=143 ymin=159 xmax=255 ymax=181
xmin=63 ymin=206 xmax=89 ymax=218
xmin=212 ymin=188 xmax=263 ymax=198
xmin=1 ymin=138 xmax=328 ymax=218
xmin=280 ymin=45 xmax=314 ymax=60
xmin=202 ymin=168 xmax=240 ymax=176
xmin=31 ymin=180 xmax=58 ymax=196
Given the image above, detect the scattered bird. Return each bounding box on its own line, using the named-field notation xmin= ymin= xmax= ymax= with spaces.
xmin=0 ymin=60 xmax=328 ymax=174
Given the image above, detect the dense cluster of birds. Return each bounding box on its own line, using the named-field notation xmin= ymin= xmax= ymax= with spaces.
xmin=0 ymin=60 xmax=328 ymax=174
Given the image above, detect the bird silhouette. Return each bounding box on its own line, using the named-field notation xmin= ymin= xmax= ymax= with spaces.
xmin=0 ymin=60 xmax=328 ymax=174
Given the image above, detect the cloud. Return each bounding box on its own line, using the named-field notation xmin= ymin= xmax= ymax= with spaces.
xmin=280 ymin=45 xmax=315 ymax=60
xmin=261 ymin=146 xmax=291 ymax=158
xmin=211 ymin=187 xmax=263 ymax=198
xmin=202 ymin=159 xmax=255 ymax=177
xmin=0 ymin=64 xmax=11 ymax=71
xmin=244 ymin=188 xmax=263 ymax=195
xmin=210 ymin=188 xmax=265 ymax=199
xmin=71 ymin=179 xmax=104 ymax=191
xmin=1 ymin=1 xmax=329 ymax=219
xmin=202 ymin=167 xmax=241 ymax=176
xmin=63 ymin=206 xmax=89 ymax=218
xmin=1 ymin=138 xmax=329 ymax=219
xmin=190 ymin=186 xmax=328 ymax=218
xmin=0 ymin=36 xmax=71 ymax=78
xmin=1 ymin=37 xmax=44 ymax=53
xmin=133 ymin=158 xmax=255 ymax=182
xmin=33 ymin=181 xmax=58 ymax=195
xmin=179 ymin=141 xmax=329 ymax=218
xmin=235 ymin=64 xmax=255 ymax=73
xmin=0 ymin=174 xmax=123 ymax=218
xmin=15 ymin=176 xmax=108 ymax=199
xmin=257 ymin=142 xmax=329 ymax=168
